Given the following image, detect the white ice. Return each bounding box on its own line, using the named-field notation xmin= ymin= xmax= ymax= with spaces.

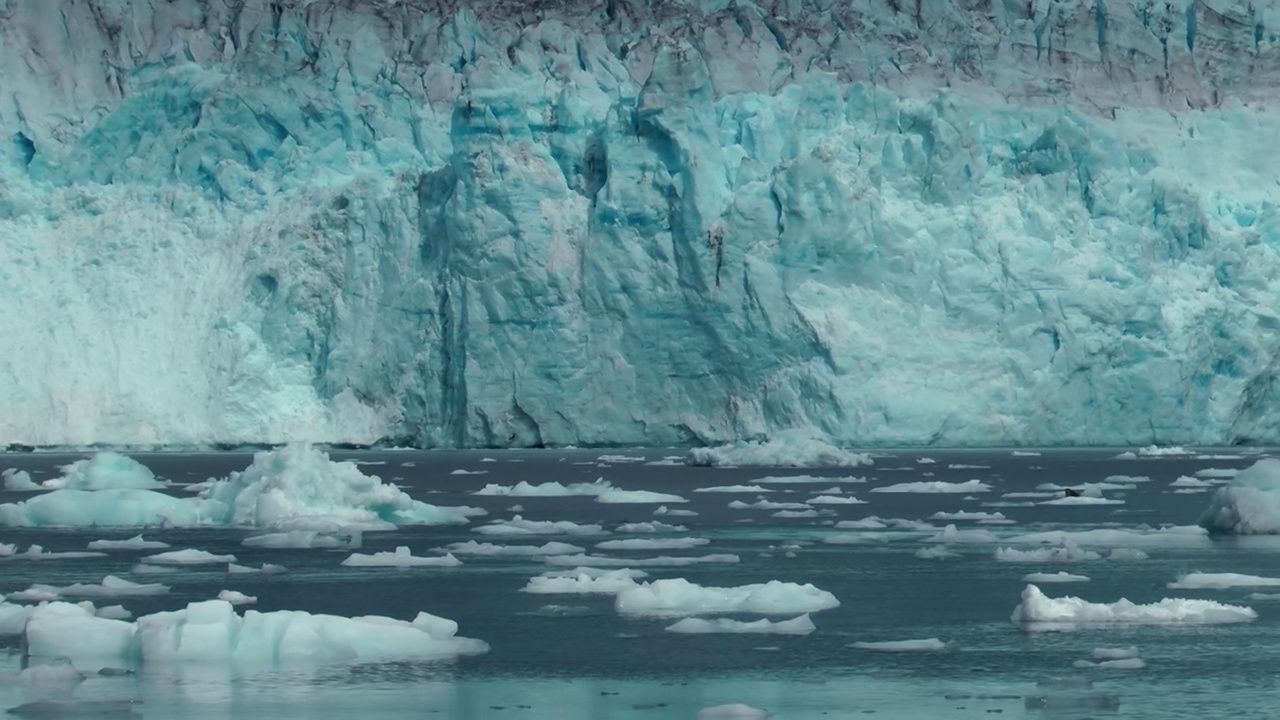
xmin=871 ymin=480 xmax=991 ymax=494
xmin=615 ymin=578 xmax=839 ymax=617
xmin=693 ymin=485 xmax=775 ymax=493
xmin=1011 ymin=584 xmax=1258 ymax=628
xmin=2 ymin=469 xmax=39 ymax=491
xmin=86 ymin=535 xmax=170 ymax=551
xmin=142 ymin=549 xmax=237 ymax=565
xmin=1201 ymin=459 xmax=1280 ymax=534
xmin=42 ymin=453 xmax=165 ymax=490
xmin=805 ymin=494 xmax=866 ymax=505
xmin=915 ymin=546 xmax=960 ymax=559
xmin=1168 ymin=572 xmax=1280 ymax=589
xmin=341 ymin=547 xmax=462 ymax=568
xmin=242 ymin=531 xmax=360 ymax=549
xmin=728 ymin=499 xmax=809 ymax=510
xmin=522 ymin=568 xmax=648 ymax=595
xmin=473 ymin=479 xmax=612 ymax=496
xmin=440 ymin=540 xmax=585 ymax=556
xmin=654 ymin=506 xmax=698 ymax=517
xmin=687 ymin=430 xmax=873 ymax=468
xmin=665 ymin=614 xmax=816 ymax=635
xmin=217 ymin=590 xmax=257 ymax=605
xmin=851 ymin=638 xmax=948 ymax=651
xmin=472 ymin=516 xmax=606 ymax=536
xmin=615 ymin=522 xmax=687 ymax=533
xmin=545 ymin=553 xmax=740 ymax=568
xmin=751 ymin=475 xmax=866 ymax=485
xmin=1024 ymin=571 xmax=1091 ymax=583
xmin=995 ymin=542 xmax=1101 ymax=562
xmin=595 ymin=538 xmax=710 ymax=551
xmin=927 ymin=525 xmax=1000 ymax=544
xmin=595 ymin=489 xmax=688 ymax=504
xmin=930 ymin=511 xmax=1006 ymax=521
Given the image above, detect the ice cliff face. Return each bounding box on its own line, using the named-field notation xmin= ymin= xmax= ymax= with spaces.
xmin=2 ymin=0 xmax=1280 ymax=448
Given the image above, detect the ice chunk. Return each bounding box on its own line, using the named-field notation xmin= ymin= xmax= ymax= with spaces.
xmin=871 ymin=480 xmax=991 ymax=493
xmin=1136 ymin=446 xmax=1191 ymax=457
xmin=473 ymin=479 xmax=612 ymax=496
xmin=697 ymin=705 xmax=768 ymax=719
xmin=1108 ymin=548 xmax=1150 ymax=561
xmin=1007 ymin=526 xmax=1210 ymax=548
xmin=6 ymin=545 xmax=106 ymax=560
xmin=143 ymin=549 xmax=237 ymax=565
xmin=1011 ymin=584 xmax=1258 ymax=629
xmin=1093 ymin=646 xmax=1140 ymax=659
xmin=340 ymin=547 xmax=462 ymax=568
xmin=995 ymin=542 xmax=1101 ymax=562
xmin=1201 ymin=459 xmax=1280 ymax=534
xmin=917 ymin=458 xmax=936 ymax=464
xmin=595 ymin=538 xmax=710 ymax=551
xmin=25 ymin=599 xmax=487 ymax=667
xmin=598 ymin=455 xmax=644 ymax=464
xmin=86 ymin=535 xmax=170 ymax=551
xmin=687 ymin=430 xmax=872 ymax=468
xmin=694 ymin=485 xmax=775 ymax=493
xmin=217 ymin=590 xmax=257 ymax=605
xmin=805 ymin=494 xmax=865 ymax=505
xmin=546 ymin=553 xmax=740 ymax=568
xmin=1037 ymin=481 xmax=1136 ymax=494
xmin=0 ymin=445 xmax=477 ymax=529
xmin=53 ymin=575 xmax=169 ymax=598
xmin=1038 ymin=496 xmax=1124 ymax=506
xmin=654 ymin=506 xmax=698 ymax=517
xmin=440 ymin=541 xmax=585 ymax=556
xmin=930 ymin=511 xmax=1006 ymax=521
xmin=915 ymin=546 xmax=960 ymax=559
xmin=850 ymin=638 xmax=948 ymax=651
xmin=450 ymin=469 xmax=488 ymax=475
xmin=472 ymin=516 xmax=605 ymax=536
xmin=228 ymin=562 xmax=288 ymax=574
xmin=1195 ymin=468 xmax=1240 ymax=479
xmin=1171 ymin=476 xmax=1214 ymax=488
xmin=615 ymin=578 xmax=839 ymax=617
xmin=616 ymin=521 xmax=687 ymax=533
xmin=596 ymin=489 xmax=688 ymax=504
xmin=728 ymin=499 xmax=809 ymax=510
xmin=1024 ymin=571 xmax=1090 ymax=583
xmin=242 ymin=531 xmax=359 ymax=549
xmin=2 ymin=469 xmax=40 ymax=491
xmin=7 ymin=587 xmax=60 ymax=602
xmin=1168 ymin=572 xmax=1280 ymax=589
xmin=773 ymin=509 xmax=828 ymax=518
xmin=666 ymin=614 xmax=816 ymax=635
xmin=95 ymin=606 xmax=132 ymax=620
xmin=522 ymin=569 xmax=646 ymax=594
xmin=43 ymin=453 xmax=165 ymax=490
xmin=1073 ymin=657 xmax=1146 ymax=669
xmin=751 ymin=475 xmax=866 ymax=485
xmin=926 ymin=524 xmax=1000 ymax=544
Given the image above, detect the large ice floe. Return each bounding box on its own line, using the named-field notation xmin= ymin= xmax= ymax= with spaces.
xmin=615 ymin=578 xmax=840 ymax=617
xmin=1011 ymin=585 xmax=1258 ymax=629
xmin=18 ymin=599 xmax=487 ymax=668
xmin=0 ymin=446 xmax=477 ymax=529
xmin=1201 ymin=459 xmax=1280 ymax=534
xmin=687 ymin=431 xmax=874 ymax=468
xmin=665 ymin=615 xmax=816 ymax=635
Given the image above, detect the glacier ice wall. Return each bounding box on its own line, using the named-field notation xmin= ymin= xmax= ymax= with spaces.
xmin=2 ymin=0 xmax=1280 ymax=447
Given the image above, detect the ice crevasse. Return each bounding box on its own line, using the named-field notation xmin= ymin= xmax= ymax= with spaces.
xmin=2 ymin=0 xmax=1280 ymax=448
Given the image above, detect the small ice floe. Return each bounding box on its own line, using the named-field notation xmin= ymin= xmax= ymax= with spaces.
xmin=1023 ymin=571 xmax=1090 ymax=583
xmin=595 ymin=537 xmax=710 ymax=551
xmin=472 ymin=516 xmax=606 ymax=536
xmin=340 ymin=547 xmax=462 ymax=568
xmin=1011 ymin=584 xmax=1257 ymax=629
xmin=850 ymin=638 xmax=948 ymax=652
xmin=86 ymin=535 xmax=170 ymax=551
xmin=142 ymin=549 xmax=236 ymax=565
xmin=1167 ymin=572 xmax=1280 ymax=590
xmin=615 ymin=577 xmax=839 ymax=617
xmin=217 ymin=590 xmax=257 ymax=605
xmin=439 ymin=541 xmax=584 ymax=556
xmin=871 ymin=480 xmax=991 ymax=494
xmin=666 ymin=615 xmax=815 ymax=635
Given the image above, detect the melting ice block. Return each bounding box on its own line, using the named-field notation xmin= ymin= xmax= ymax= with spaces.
xmin=43 ymin=453 xmax=165 ymax=490
xmin=1201 ymin=459 xmax=1280 ymax=534
xmin=1011 ymin=584 xmax=1258 ymax=629
xmin=340 ymin=547 xmax=462 ymax=568
xmin=687 ymin=430 xmax=873 ymax=468
xmin=615 ymin=578 xmax=839 ymax=617
xmin=24 ymin=599 xmax=488 ymax=667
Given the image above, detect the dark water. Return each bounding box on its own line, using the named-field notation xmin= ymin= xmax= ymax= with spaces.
xmin=0 ymin=447 xmax=1277 ymax=719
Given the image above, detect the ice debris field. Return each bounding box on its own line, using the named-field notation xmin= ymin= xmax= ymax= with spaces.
xmin=0 ymin=444 xmax=1279 ymax=718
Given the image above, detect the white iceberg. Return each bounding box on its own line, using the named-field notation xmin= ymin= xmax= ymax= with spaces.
xmin=1201 ymin=459 xmax=1280 ymax=534
xmin=805 ymin=495 xmax=866 ymax=505
xmin=615 ymin=578 xmax=839 ymax=617
xmin=915 ymin=546 xmax=960 ymax=559
xmin=522 ymin=569 xmax=647 ymax=595
xmin=927 ymin=525 xmax=1000 ymax=544
xmin=665 ymin=614 xmax=816 ymax=635
xmin=1011 ymin=584 xmax=1258 ymax=629
xmin=440 ymin=541 xmax=585 ymax=556
xmin=242 ymin=531 xmax=360 ymax=549
xmin=142 ymin=549 xmax=237 ymax=565
xmin=473 ymin=479 xmax=612 ymax=497
xmin=595 ymin=538 xmax=710 ymax=551
xmin=1039 ymin=496 xmax=1124 ymax=506
xmin=728 ymin=499 xmax=809 ymax=510
xmin=86 ymin=535 xmax=170 ymax=551
xmin=340 ymin=547 xmax=462 ymax=568
xmin=686 ymin=430 xmax=872 ymax=468
xmin=751 ymin=475 xmax=866 ymax=485
xmin=596 ymin=489 xmax=688 ymax=504
xmin=653 ymin=506 xmax=698 ymax=517
xmin=472 ymin=516 xmax=606 ymax=536
xmin=616 ymin=522 xmax=687 ymax=533
xmin=217 ymin=590 xmax=257 ymax=605
xmin=930 ymin=511 xmax=1007 ymax=521
xmin=1167 ymin=572 xmax=1280 ymax=589
xmin=694 ymin=485 xmax=775 ymax=493
xmin=2 ymin=469 xmax=40 ymax=491
xmin=1024 ymin=571 xmax=1091 ymax=583
xmin=995 ymin=542 xmax=1101 ymax=563
xmin=43 ymin=453 xmax=165 ymax=491
xmin=1006 ymin=526 xmax=1210 ymax=548
xmin=545 ymin=553 xmax=740 ymax=568
xmin=851 ymin=638 xmax=948 ymax=652
xmin=24 ymin=599 xmax=488 ymax=667
xmin=871 ymin=480 xmax=991 ymax=494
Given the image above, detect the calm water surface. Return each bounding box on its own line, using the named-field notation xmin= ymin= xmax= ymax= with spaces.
xmin=1 ymin=447 xmax=1277 ymax=719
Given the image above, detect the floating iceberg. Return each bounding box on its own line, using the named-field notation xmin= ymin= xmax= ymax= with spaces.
xmin=616 ymin=522 xmax=687 ymax=534
xmin=915 ymin=546 xmax=960 ymax=559
xmin=694 ymin=485 xmax=775 ymax=493
xmin=595 ymin=538 xmax=710 ymax=551
xmin=2 ymin=469 xmax=40 ymax=491
xmin=805 ymin=495 xmax=865 ymax=505
xmin=930 ymin=511 xmax=1007 ymax=521
xmin=1007 ymin=526 xmax=1210 ymax=548
xmin=871 ymin=480 xmax=991 ymax=494
xmin=217 ymin=590 xmax=257 ymax=605
xmin=142 ymin=549 xmax=237 ymax=565
xmin=43 ymin=453 xmax=165 ymax=490
xmin=242 ymin=531 xmax=361 ymax=549
xmin=1201 ymin=459 xmax=1280 ymax=534
xmin=995 ymin=543 xmax=1101 ymax=563
xmin=86 ymin=535 xmax=170 ymax=551
xmin=472 ymin=516 xmax=606 ymax=536
xmin=728 ymin=499 xmax=809 ymax=511
xmin=340 ymin=547 xmax=462 ymax=568
xmin=665 ymin=614 xmax=816 ymax=635
xmin=1011 ymin=585 xmax=1258 ymax=629
xmin=1024 ymin=571 xmax=1091 ymax=583
xmin=0 ymin=446 xmax=478 ymax=530
xmin=545 ymin=553 xmax=740 ymax=568
xmin=13 ymin=575 xmax=170 ymax=600
xmin=1168 ymin=572 xmax=1280 ymax=590
xmin=473 ymin=479 xmax=613 ymax=497
xmin=595 ymin=489 xmax=688 ymax=504
xmin=687 ymin=431 xmax=873 ymax=468
xmin=927 ymin=525 xmax=1000 ymax=544
xmin=440 ymin=541 xmax=585 ymax=556
xmin=522 ymin=568 xmax=647 ymax=595
xmin=615 ymin=578 xmax=839 ymax=617
xmin=24 ymin=599 xmax=487 ymax=667
xmin=850 ymin=638 xmax=948 ymax=652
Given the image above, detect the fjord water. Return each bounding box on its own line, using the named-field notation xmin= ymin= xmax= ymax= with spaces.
xmin=1 ymin=448 xmax=1277 ymax=719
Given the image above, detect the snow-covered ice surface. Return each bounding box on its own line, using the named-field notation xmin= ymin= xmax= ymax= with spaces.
xmin=0 ymin=447 xmax=1279 ymax=719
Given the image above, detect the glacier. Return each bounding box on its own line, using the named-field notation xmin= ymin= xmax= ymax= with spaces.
xmin=2 ymin=0 xmax=1280 ymax=448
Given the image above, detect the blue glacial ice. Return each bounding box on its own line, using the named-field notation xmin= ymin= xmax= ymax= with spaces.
xmin=2 ymin=1 xmax=1280 ymax=448
xmin=0 ymin=445 xmax=478 ymax=529
xmin=1200 ymin=458 xmax=1280 ymax=534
